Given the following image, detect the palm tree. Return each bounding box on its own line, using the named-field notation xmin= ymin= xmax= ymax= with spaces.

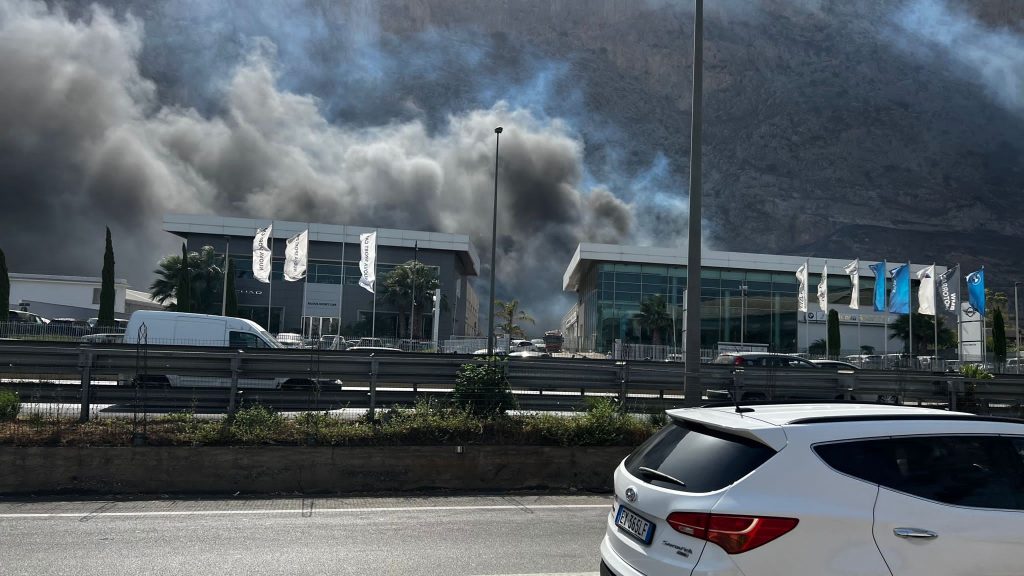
xmin=637 ymin=294 xmax=672 ymax=346
xmin=378 ymin=261 xmax=441 ymax=340
xmin=495 ymin=299 xmax=535 ymax=339
xmin=889 ymin=313 xmax=957 ymax=355
xmin=150 ymin=246 xmax=225 ymax=314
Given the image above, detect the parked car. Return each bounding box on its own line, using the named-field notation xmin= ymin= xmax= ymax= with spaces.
xmin=346 ymin=337 xmax=402 ymax=353
xmin=712 ymin=352 xmax=818 ymax=368
xmin=81 ymin=333 xmax=124 ymax=344
xmin=809 ymin=359 xmax=860 ymax=371
xmin=842 ymin=354 xmax=883 ymax=369
xmin=86 ymin=317 xmax=129 ymax=331
xmin=275 ymin=332 xmax=305 ymax=349
xmin=319 ymin=335 xmax=349 ymax=350
xmin=599 ymin=403 xmax=1024 ymax=576
xmin=3 ymin=310 xmax=50 ymax=338
xmin=709 ymin=353 xmax=889 ymax=402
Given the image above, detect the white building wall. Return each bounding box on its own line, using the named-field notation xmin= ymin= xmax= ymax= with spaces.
xmin=9 ymin=274 xmax=128 ymax=314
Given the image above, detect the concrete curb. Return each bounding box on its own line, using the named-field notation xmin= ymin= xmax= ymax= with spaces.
xmin=0 ymin=446 xmax=632 ymax=495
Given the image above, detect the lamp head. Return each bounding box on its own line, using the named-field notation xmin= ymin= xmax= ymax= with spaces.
xmin=494 ymin=127 xmax=503 ymax=134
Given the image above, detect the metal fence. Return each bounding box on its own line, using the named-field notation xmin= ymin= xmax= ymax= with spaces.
xmin=0 ymin=321 xmax=126 ymax=343
xmin=0 ymin=341 xmax=1022 ymax=425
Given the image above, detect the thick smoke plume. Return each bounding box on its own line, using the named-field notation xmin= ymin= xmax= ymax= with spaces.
xmin=0 ymin=1 xmax=636 ymax=328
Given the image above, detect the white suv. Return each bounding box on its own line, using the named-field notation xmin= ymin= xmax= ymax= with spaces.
xmin=599 ymin=403 xmax=1024 ymax=576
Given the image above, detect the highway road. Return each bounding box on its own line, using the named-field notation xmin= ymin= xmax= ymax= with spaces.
xmin=0 ymin=494 xmax=611 ymax=576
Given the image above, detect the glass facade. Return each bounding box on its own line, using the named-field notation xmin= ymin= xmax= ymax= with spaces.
xmin=576 ymin=263 xmax=883 ymax=353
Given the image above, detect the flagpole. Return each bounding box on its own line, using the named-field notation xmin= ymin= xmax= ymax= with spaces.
xmin=804 ymin=258 xmax=809 ymax=355
xmin=267 ymin=221 xmax=274 ymax=334
xmin=932 ymin=263 xmax=938 ymax=368
xmin=338 ymin=227 xmax=346 ymax=336
xmin=371 ymin=228 xmax=378 ymax=339
xmin=957 ymin=263 xmax=963 ymax=365
xmin=907 ymin=261 xmax=913 ymax=368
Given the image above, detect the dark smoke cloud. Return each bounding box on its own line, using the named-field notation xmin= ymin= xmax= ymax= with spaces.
xmin=0 ymin=0 xmax=643 ymax=330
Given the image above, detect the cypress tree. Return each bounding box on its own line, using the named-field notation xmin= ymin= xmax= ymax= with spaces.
xmin=97 ymin=228 xmax=116 ymax=328
xmin=827 ymin=309 xmax=841 ymax=358
xmin=0 ymin=248 xmax=9 ymax=321
xmin=177 ymin=243 xmax=191 ymax=313
xmin=994 ymin=308 xmax=1007 ymax=364
xmin=225 ymin=260 xmax=238 ymax=317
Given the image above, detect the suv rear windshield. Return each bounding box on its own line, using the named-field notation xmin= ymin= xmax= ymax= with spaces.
xmin=624 ymin=420 xmax=777 ymax=493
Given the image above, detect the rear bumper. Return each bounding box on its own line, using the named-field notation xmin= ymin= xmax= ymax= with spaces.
xmin=600 ymin=535 xmax=646 ymax=576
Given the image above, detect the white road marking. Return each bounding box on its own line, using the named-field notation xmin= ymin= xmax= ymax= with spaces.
xmin=468 ymin=569 xmax=598 ymax=573
xmin=0 ymin=503 xmax=610 ymax=519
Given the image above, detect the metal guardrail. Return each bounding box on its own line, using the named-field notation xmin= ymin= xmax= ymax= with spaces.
xmin=0 ymin=342 xmax=1021 ymax=420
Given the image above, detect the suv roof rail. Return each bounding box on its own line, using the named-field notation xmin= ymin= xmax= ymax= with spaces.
xmin=788 ymin=414 xmax=1024 ymax=425
xmin=699 ymin=400 xmax=872 ymax=409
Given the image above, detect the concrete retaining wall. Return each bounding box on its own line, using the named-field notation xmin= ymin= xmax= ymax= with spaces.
xmin=0 ymin=446 xmax=632 ymax=495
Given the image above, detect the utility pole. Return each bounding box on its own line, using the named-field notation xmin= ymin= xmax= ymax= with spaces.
xmin=683 ymin=0 xmax=704 ymax=407
xmin=487 ymin=127 xmax=503 ymax=356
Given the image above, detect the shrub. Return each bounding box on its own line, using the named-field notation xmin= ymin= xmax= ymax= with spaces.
xmin=229 ymin=405 xmax=284 ymax=444
xmin=453 ymin=359 xmax=516 ymax=416
xmin=960 ymin=364 xmax=994 ymax=380
xmin=0 ymin=390 xmax=20 ymax=421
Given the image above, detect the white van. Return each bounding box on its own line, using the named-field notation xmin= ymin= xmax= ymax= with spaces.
xmin=122 ymin=311 xmax=287 ymax=388
xmin=124 ymin=311 xmax=280 ymax=348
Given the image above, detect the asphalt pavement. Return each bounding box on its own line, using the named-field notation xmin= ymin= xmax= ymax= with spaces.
xmin=0 ymin=494 xmax=612 ymax=576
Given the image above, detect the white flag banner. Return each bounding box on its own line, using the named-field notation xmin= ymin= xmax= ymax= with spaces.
xmin=844 ymin=259 xmax=860 ymax=310
xmin=917 ymin=264 xmax=936 ymax=316
xmin=796 ymin=262 xmax=808 ymax=312
xmin=817 ymin=264 xmax=829 ymax=312
xmin=253 ymin=224 xmax=272 ymax=251
xmin=283 ymin=230 xmax=309 ymax=282
xmin=252 ymin=224 xmax=273 ymax=284
xmin=358 ymin=231 xmax=377 ymax=294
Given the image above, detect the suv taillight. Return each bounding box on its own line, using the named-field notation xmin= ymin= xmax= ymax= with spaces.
xmin=733 ymin=356 xmax=744 ymax=366
xmin=666 ymin=512 xmax=798 ymax=554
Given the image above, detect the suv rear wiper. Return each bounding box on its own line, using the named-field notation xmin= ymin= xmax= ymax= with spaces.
xmin=638 ymin=466 xmax=687 ymax=488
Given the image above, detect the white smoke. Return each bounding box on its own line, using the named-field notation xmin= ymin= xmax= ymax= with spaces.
xmin=0 ymin=1 xmax=637 ymax=328
xmin=894 ymin=0 xmax=1024 ymax=116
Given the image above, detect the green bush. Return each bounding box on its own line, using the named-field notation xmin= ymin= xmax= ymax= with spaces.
xmin=960 ymin=364 xmax=994 ymax=380
xmin=0 ymin=390 xmax=20 ymax=421
xmin=453 ymin=360 xmax=516 ymax=416
xmin=378 ymin=399 xmax=482 ymax=444
xmin=229 ymin=405 xmax=284 ymax=444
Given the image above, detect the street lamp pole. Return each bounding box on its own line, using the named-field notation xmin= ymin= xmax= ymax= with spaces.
xmin=487 ymin=127 xmax=503 ymax=356
xmin=221 ymin=236 xmax=230 ymax=316
xmin=740 ymin=283 xmax=748 ymax=345
xmin=683 ymin=0 xmax=704 ymax=407
xmin=409 ymin=241 xmax=418 ymax=343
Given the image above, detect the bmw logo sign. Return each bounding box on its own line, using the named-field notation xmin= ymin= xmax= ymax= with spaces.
xmin=625 ymin=487 xmax=637 ymax=503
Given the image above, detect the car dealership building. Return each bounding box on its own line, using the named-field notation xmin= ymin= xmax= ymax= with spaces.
xmin=165 ymin=214 xmax=480 ymax=340
xmin=562 ymin=243 xmax=943 ymax=355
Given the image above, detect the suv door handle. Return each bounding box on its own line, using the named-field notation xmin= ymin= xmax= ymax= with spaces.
xmin=894 ymin=527 xmax=938 ymax=539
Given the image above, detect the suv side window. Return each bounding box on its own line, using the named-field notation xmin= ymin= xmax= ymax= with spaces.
xmin=816 ymin=436 xmax=1024 ymax=510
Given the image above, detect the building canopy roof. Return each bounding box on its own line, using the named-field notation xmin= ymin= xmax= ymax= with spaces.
xmin=562 ymin=243 xmax=943 ymax=292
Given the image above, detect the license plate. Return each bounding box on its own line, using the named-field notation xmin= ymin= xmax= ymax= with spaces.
xmin=615 ymin=505 xmax=654 ymax=545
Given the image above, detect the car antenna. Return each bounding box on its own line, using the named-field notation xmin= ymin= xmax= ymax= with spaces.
xmin=733 ymin=366 xmax=754 ymax=414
